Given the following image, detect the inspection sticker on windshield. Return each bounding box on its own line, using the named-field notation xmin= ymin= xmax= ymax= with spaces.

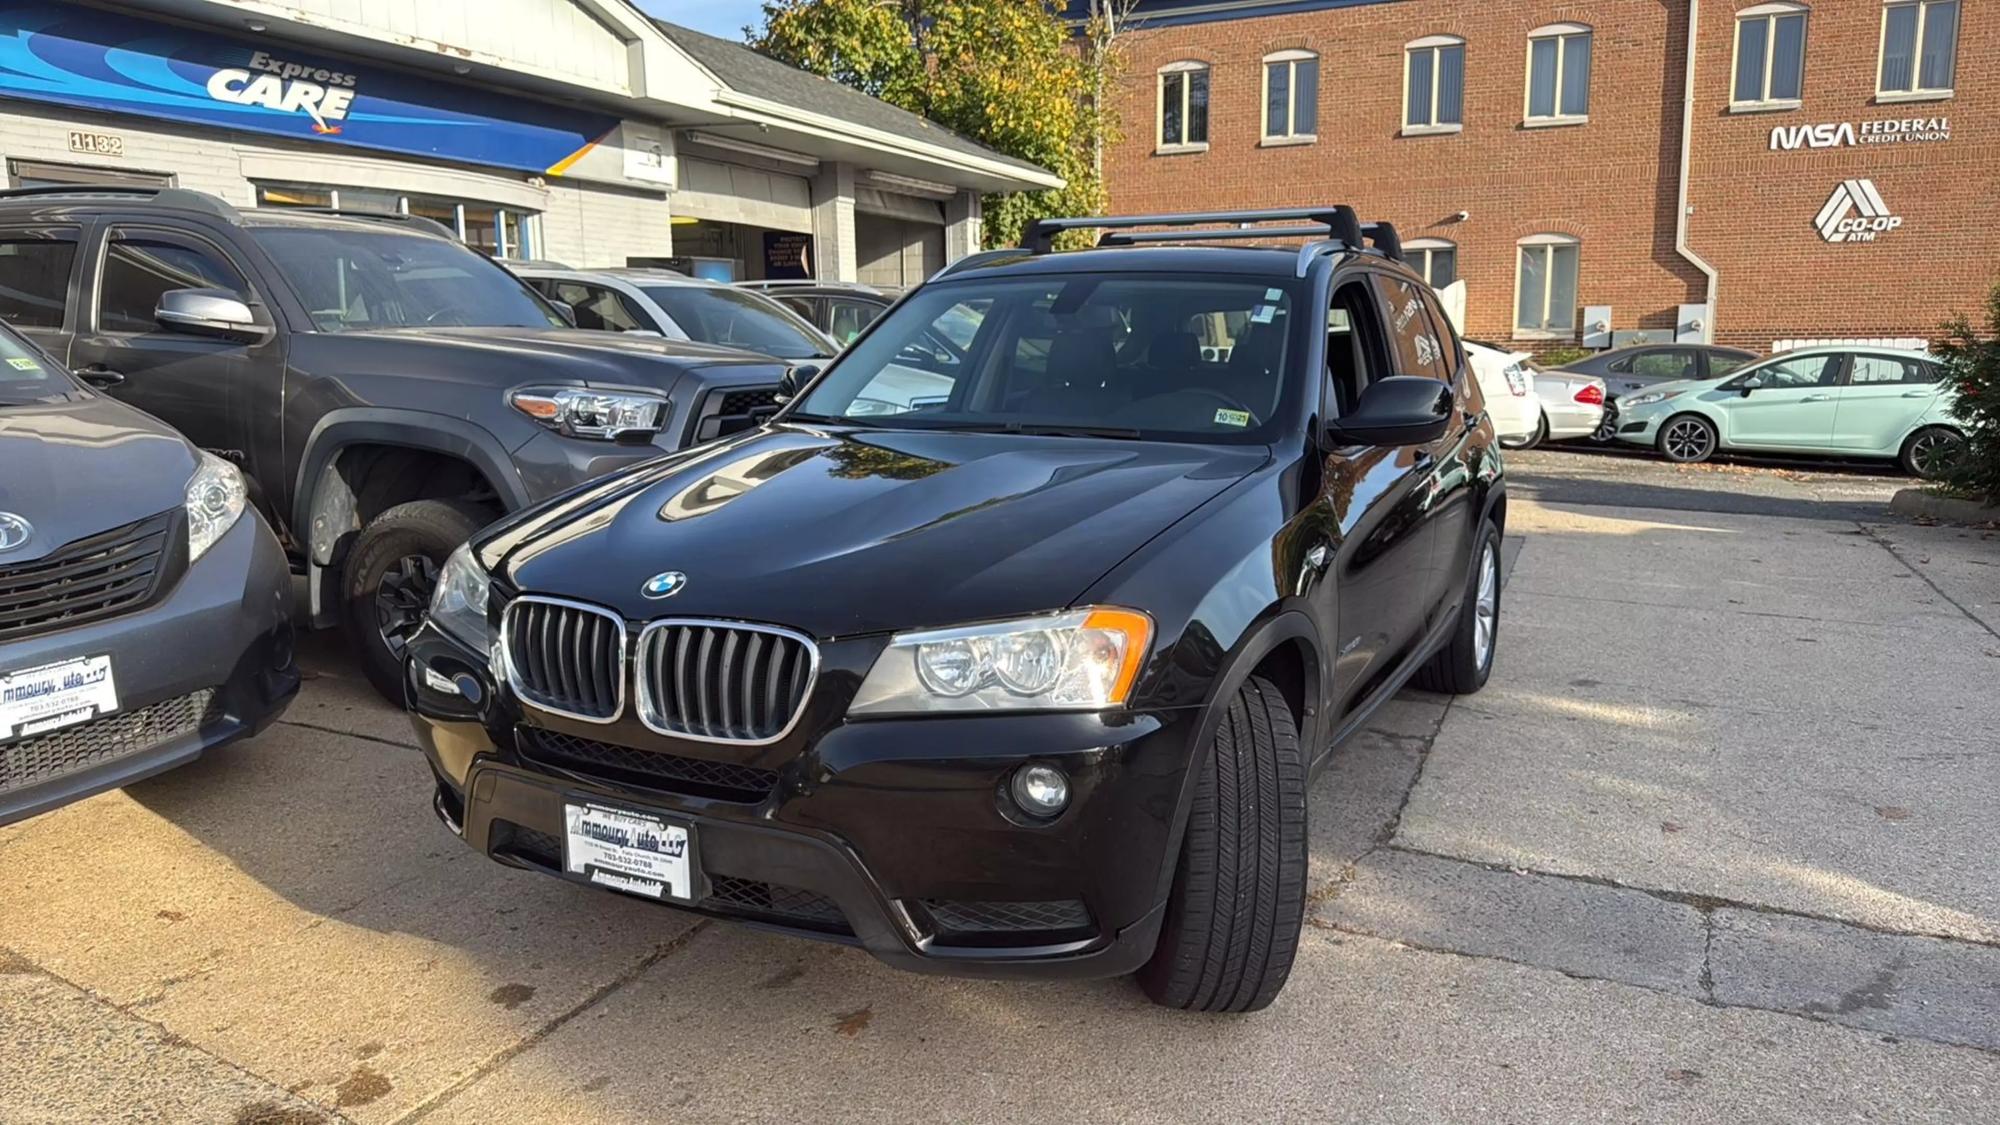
xmin=0 ymin=655 xmax=118 ymax=743
xmin=1214 ymin=408 xmax=1251 ymax=427
xmin=4 ymin=357 xmax=37 ymax=371
xmin=563 ymin=801 xmax=694 ymax=902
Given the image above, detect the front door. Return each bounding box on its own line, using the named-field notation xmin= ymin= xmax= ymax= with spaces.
xmin=67 ymin=223 xmax=282 ymax=484
xmin=1717 ymin=352 xmax=1844 ymax=449
xmin=1829 ymin=353 xmax=1944 ymax=453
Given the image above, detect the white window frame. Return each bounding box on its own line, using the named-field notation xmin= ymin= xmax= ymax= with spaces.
xmin=1730 ymin=3 xmax=1809 ymax=113
xmin=1156 ymin=61 xmax=1210 ymax=154
xmin=250 ymin=182 xmax=542 ymax=260
xmin=1402 ymin=35 xmax=1466 ymax=137
xmin=1513 ymin=233 xmax=1580 ymax=339
xmin=1523 ymin=22 xmax=1592 ymax=127
xmin=1876 ymin=0 xmax=1957 ymax=102
xmin=1405 ymin=238 xmax=1458 ymax=289
xmin=1261 ymin=49 xmax=1319 ymax=146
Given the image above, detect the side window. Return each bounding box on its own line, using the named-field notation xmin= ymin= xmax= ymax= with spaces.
xmin=1709 ymin=352 xmax=1753 ymax=376
xmin=1373 ymin=275 xmax=1447 ymax=380
xmin=1847 ymin=355 xmax=1930 ymax=385
xmin=1606 ymin=354 xmax=1633 ymax=373
xmin=1631 ymin=349 xmax=1698 ymax=380
xmin=826 ymin=298 xmax=881 ymax=346
xmin=97 ymin=229 xmax=248 ymax=333
xmin=776 ymin=295 xmax=818 ymax=322
xmin=1416 ymin=286 xmax=1462 ymax=383
xmin=551 ymin=281 xmax=644 ymax=333
xmin=0 ymin=232 xmax=78 ymax=328
xmin=1740 ymin=353 xmax=1840 ymax=389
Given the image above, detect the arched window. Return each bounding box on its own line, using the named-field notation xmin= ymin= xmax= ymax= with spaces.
xmin=1157 ymin=61 xmax=1210 ymax=151
xmin=1405 ymin=238 xmax=1458 ymax=289
xmin=1262 ymin=50 xmax=1319 ymax=142
xmin=1525 ymin=22 xmax=1592 ymax=124
xmin=1515 ymin=234 xmax=1580 ymax=336
xmin=1733 ymin=3 xmax=1809 ymax=109
xmin=1404 ymin=35 xmax=1466 ymax=134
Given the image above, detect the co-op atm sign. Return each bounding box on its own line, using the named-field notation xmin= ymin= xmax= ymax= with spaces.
xmin=205 ymin=51 xmax=359 ymax=134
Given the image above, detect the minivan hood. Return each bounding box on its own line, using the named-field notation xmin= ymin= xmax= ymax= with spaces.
xmin=0 ymin=394 xmax=195 ymax=564
xmin=488 ymin=425 xmax=1267 ymax=638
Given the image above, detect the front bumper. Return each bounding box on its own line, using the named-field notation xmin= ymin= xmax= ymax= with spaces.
xmin=1 ymin=513 xmax=299 ymax=826
xmin=1613 ymin=410 xmax=1666 ymax=445
xmin=405 ymin=624 xmax=1192 ymax=980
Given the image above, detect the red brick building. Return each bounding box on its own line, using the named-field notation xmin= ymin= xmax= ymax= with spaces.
xmin=1101 ymin=0 xmax=1995 ymax=353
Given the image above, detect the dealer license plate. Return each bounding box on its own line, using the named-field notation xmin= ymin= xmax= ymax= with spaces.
xmin=0 ymin=655 xmax=118 ymax=743
xmin=563 ymin=801 xmax=695 ymax=902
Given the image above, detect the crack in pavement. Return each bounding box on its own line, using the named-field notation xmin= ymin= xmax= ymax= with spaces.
xmin=275 ymin=718 xmax=421 ymax=752
xmin=389 ymin=920 xmax=713 ymax=1124
xmin=1304 ymin=698 xmax=1454 ymax=909
xmin=1856 ymin=522 xmax=2000 ymax=642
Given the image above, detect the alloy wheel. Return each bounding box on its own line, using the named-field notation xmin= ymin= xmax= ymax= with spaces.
xmin=1663 ymin=418 xmax=1714 ymax=462
xmin=1908 ymin=429 xmax=1963 ymax=480
xmin=374 ymin=553 xmax=440 ymax=657
xmin=1472 ymin=542 xmax=1498 ymax=671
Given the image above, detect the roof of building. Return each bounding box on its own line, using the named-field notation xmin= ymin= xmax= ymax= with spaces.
xmin=651 ymin=21 xmax=1052 ymax=181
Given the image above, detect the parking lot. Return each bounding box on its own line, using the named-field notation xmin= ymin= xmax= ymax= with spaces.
xmin=2 ymin=447 xmax=1995 ymax=1124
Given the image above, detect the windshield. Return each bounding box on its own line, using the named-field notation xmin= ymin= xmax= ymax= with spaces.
xmin=639 ymin=284 xmax=831 ymax=359
xmin=249 ymin=226 xmax=564 ymax=332
xmin=0 ymin=326 xmax=78 ymax=406
xmin=792 ymin=274 xmax=1300 ymax=443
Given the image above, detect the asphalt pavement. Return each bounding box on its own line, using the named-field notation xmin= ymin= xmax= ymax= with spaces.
xmin=2 ymin=446 xmax=1995 ymax=1124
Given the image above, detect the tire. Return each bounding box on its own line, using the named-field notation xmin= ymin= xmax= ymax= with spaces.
xmin=1138 ymin=675 xmax=1307 ymax=1014
xmin=1899 ymin=425 xmax=1964 ymax=480
xmin=1501 ymin=414 xmax=1547 ymax=451
xmin=1656 ymin=413 xmax=1718 ymax=464
xmin=1590 ymin=400 xmax=1620 ymax=443
xmin=1413 ymin=520 xmax=1501 ymax=695
xmin=342 ymin=498 xmax=496 ymax=703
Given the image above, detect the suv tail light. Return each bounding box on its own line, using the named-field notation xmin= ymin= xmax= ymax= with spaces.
xmin=1574 ymin=383 xmax=1605 ymax=406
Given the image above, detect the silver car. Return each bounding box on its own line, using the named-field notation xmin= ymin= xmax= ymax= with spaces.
xmin=511 ymin=266 xmax=838 ymax=362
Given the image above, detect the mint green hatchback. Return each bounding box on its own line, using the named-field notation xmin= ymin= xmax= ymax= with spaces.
xmin=1612 ymin=347 xmax=1965 ymax=477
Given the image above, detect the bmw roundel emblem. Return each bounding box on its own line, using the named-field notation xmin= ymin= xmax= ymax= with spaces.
xmin=0 ymin=512 xmax=30 ymax=554
xmin=642 ymin=571 xmax=687 ymax=599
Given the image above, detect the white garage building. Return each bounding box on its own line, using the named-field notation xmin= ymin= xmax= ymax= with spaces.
xmin=0 ymin=0 xmax=1059 ymax=282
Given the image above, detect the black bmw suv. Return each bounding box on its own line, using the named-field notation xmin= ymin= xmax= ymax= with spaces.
xmin=405 ymin=208 xmax=1507 ymax=1012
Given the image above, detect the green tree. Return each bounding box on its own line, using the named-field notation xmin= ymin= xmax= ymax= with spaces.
xmin=1935 ymin=285 xmax=2000 ymax=503
xmin=753 ymin=0 xmax=1107 ymax=249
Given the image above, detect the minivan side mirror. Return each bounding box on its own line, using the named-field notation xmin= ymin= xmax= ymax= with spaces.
xmin=155 ymin=289 xmax=263 ymax=341
xmin=1325 ymin=375 xmax=1454 ymax=448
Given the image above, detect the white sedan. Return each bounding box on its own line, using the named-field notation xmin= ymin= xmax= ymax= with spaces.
xmin=1463 ymin=340 xmax=1542 ymax=447
xmin=1522 ymin=365 xmax=1609 ymax=448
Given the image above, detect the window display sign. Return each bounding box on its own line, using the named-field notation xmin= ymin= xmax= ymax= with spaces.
xmin=0 ymin=1 xmax=617 ymax=174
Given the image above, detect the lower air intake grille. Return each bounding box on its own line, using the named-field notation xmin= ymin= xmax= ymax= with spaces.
xmin=635 ymin=621 xmax=815 ymax=743
xmin=0 ymin=688 xmax=219 ymax=795
xmin=708 ymin=876 xmax=850 ymax=933
xmin=502 ymin=597 xmax=625 ymax=721
xmin=924 ymin=899 xmax=1093 ymax=936
xmin=517 ymin=727 xmax=779 ymax=803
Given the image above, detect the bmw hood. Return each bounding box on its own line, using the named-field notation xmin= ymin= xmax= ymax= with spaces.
xmin=482 ymin=425 xmax=1268 ymax=638
xmin=0 ymin=394 xmax=197 ymax=564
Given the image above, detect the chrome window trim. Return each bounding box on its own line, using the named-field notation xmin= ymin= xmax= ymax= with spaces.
xmin=632 ymin=618 xmax=821 ymax=746
xmin=499 ymin=594 xmax=629 ymax=725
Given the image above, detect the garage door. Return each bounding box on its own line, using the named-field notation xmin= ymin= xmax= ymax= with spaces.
xmin=856 ymin=215 xmax=943 ymax=288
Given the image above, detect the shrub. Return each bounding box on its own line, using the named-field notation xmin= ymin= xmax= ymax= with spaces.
xmin=1536 ymin=346 xmax=1591 ymax=368
xmin=1934 ymin=284 xmax=2000 ymax=504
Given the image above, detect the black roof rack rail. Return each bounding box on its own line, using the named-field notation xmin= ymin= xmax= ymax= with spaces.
xmin=1096 ymin=224 xmax=1335 ymax=247
xmin=1023 ymin=206 xmax=1366 ymax=255
xmin=1361 ymin=221 xmax=1403 ymax=262
xmin=0 ymin=185 xmax=240 ymax=220
xmin=257 ymin=206 xmax=458 ymax=240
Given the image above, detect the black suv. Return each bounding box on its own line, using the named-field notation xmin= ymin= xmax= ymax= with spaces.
xmin=404 ymin=208 xmax=1507 ymax=1012
xmin=0 ymin=187 xmax=795 ymax=698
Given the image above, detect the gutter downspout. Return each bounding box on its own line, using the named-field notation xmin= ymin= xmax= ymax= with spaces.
xmin=1676 ymin=0 xmax=1720 ymax=342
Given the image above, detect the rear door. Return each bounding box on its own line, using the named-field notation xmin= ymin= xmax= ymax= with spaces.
xmin=0 ymin=225 xmax=85 ymax=361
xmin=1829 ymin=353 xmax=1943 ymax=452
xmin=1716 ymin=352 xmax=1843 ymax=449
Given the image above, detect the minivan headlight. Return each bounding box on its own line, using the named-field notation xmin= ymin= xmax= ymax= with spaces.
xmin=849 ymin=608 xmax=1152 ymax=715
xmin=185 ymin=451 xmax=247 ymax=563
xmin=427 ymin=542 xmax=493 ymax=652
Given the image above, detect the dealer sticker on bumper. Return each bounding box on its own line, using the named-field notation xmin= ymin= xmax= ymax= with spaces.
xmin=563 ymin=801 xmax=693 ymax=902
xmin=0 ymin=655 xmax=118 ymax=743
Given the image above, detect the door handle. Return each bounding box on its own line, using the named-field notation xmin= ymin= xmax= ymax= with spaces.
xmin=78 ymin=364 xmax=126 ymax=388
xmin=1900 ymin=390 xmax=1932 ymax=398
xmin=1801 ymin=394 xmax=1831 ymax=403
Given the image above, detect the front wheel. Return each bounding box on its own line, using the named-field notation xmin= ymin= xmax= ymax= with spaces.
xmin=1657 ymin=413 xmax=1718 ymax=464
xmin=341 ymin=499 xmax=496 ymax=703
xmin=1900 ymin=426 xmax=1964 ymax=480
xmin=1138 ymin=675 xmax=1306 ymax=1013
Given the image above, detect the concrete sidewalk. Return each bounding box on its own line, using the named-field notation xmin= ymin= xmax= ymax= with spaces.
xmin=2 ymin=452 xmax=1995 ymax=1123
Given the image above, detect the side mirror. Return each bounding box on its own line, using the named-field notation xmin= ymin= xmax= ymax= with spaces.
xmin=549 ymin=300 xmax=578 ymax=328
xmin=155 ymin=289 xmax=262 ymax=341
xmin=777 ymin=363 xmax=820 ymax=403
xmin=1326 ymin=375 xmax=1454 ymax=448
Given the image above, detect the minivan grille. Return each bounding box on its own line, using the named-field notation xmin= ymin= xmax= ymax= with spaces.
xmin=0 ymin=511 xmax=176 ymax=642
xmin=502 ymin=598 xmax=625 ymax=721
xmin=635 ymin=621 xmax=815 ymax=743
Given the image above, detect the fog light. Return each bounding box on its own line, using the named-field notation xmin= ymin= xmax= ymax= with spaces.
xmin=1010 ymin=763 xmax=1070 ymax=818
xmin=423 ymin=665 xmax=462 ymax=696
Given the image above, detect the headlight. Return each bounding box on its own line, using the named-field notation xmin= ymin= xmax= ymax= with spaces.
xmin=185 ymin=451 xmax=247 ymax=563
xmin=428 ymin=542 xmax=493 ymax=652
xmin=510 ymin=387 xmax=667 ymax=441
xmin=849 ymin=608 xmax=1152 ymax=716
xmin=1623 ymin=390 xmax=1684 ymax=409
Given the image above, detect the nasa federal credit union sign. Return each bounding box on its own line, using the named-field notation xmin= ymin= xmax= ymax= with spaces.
xmin=0 ymin=1 xmax=618 ymax=174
